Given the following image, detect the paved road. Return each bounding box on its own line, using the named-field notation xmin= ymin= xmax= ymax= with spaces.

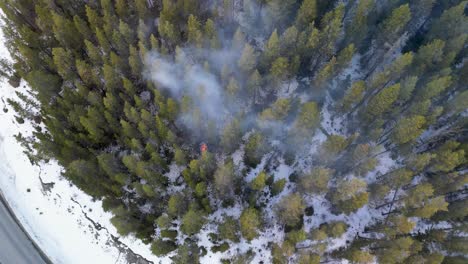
xmin=0 ymin=195 xmax=49 ymax=264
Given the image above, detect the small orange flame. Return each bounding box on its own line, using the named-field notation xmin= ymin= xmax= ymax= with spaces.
xmin=200 ymin=143 xmax=208 ymax=153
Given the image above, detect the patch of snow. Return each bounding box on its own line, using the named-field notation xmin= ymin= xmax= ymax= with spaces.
xmin=339 ymin=54 xmax=364 ymax=82
xmin=271 ymin=161 xmax=293 ymax=180
xmin=277 ymin=79 xmax=299 ymax=98
xmin=139 ymin=202 xmax=154 ymax=214
xmin=309 ymin=130 xmax=328 ymax=154
xmin=231 ymin=144 xmax=245 ymax=172
xmin=303 ymin=195 xmax=384 ymax=254
xmin=365 ymin=151 xmax=398 ymax=183
xmin=414 ymin=219 xmax=452 ymax=234
xmin=208 ymin=202 xmax=243 ymax=222
xmin=166 ymin=183 xmax=186 ymax=195
xmin=164 ymin=162 xmax=184 ymax=183
xmin=321 ymin=95 xmax=346 ymax=135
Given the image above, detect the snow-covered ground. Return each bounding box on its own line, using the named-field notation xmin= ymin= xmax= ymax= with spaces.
xmin=0 ymin=28 xmax=164 ymax=264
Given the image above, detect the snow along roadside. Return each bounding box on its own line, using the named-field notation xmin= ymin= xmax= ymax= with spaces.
xmin=0 ymin=185 xmax=52 ymax=264
xmin=0 ymin=27 xmax=164 ymax=264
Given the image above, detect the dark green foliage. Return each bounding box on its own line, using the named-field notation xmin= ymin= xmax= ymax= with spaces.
xmin=271 ymin=178 xmax=287 ymax=196
xmin=244 ymin=132 xmax=269 ymax=167
xmin=181 ymin=209 xmax=206 ymax=235
xmin=218 ymin=216 xmax=240 ymax=242
xmin=161 ymin=229 xmax=178 ymax=239
xmin=167 ymin=192 xmax=188 ymax=217
xmin=251 ymin=171 xmax=267 ymax=191
xmin=240 ymin=207 xmax=261 ymax=241
xmin=275 ymin=193 xmax=305 ymax=227
xmin=291 ymin=101 xmax=320 ymax=141
xmin=380 ymin=4 xmax=411 ymax=43
xmin=214 ymin=159 xmax=236 ymax=198
xmin=151 ymin=239 xmax=177 ymax=256
xmin=211 ymin=242 xmax=230 ymax=253
xmin=172 ymin=242 xmax=201 ymax=264
xmin=156 ymin=214 xmax=172 ymax=229
xmin=174 ymin=147 xmax=187 ymax=166
xmin=298 ymin=167 xmax=331 ymax=195
xmin=221 ymin=118 xmax=241 ymax=153
xmin=320 ymin=221 xmax=347 ymax=238
xmin=329 ymin=178 xmax=369 ymax=215
xmin=110 ymin=205 xmax=140 ymax=236
xmin=65 ymin=159 xmax=110 ymax=197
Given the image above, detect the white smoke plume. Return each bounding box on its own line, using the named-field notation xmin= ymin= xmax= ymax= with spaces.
xmin=144 ymin=47 xmax=246 ymax=140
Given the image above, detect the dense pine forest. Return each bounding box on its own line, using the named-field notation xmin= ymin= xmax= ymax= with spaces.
xmin=0 ymin=0 xmax=467 ymax=263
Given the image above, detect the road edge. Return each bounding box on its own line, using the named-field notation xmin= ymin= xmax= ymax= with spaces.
xmin=0 ymin=189 xmax=53 ymax=264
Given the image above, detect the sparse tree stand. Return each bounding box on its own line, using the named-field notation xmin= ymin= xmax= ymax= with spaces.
xmin=0 ymin=0 xmax=467 ymax=263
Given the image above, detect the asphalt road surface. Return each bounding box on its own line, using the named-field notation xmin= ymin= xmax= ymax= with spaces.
xmin=0 ymin=196 xmax=49 ymax=264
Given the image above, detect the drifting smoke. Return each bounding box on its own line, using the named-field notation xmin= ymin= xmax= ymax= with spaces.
xmin=145 ymin=51 xmax=221 ymax=121
xmin=144 ymin=47 xmax=245 ymax=138
xmin=143 ymin=2 xmax=306 ymax=145
xmin=143 ymin=0 xmax=277 ymax=124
